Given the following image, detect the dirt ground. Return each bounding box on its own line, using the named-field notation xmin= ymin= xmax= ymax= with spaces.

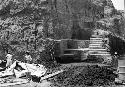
xmin=1 ymin=62 xmax=125 ymax=87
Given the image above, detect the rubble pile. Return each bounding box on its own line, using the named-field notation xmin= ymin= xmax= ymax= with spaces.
xmin=0 ymin=60 xmax=63 ymax=86
xmin=0 ymin=61 xmax=47 ymax=78
xmin=0 ymin=60 xmax=47 ymax=86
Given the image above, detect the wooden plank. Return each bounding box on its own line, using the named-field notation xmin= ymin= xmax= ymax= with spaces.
xmin=40 ymin=70 xmax=63 ymax=81
xmin=0 ymin=80 xmax=28 ymax=87
xmin=0 ymin=70 xmax=63 ymax=86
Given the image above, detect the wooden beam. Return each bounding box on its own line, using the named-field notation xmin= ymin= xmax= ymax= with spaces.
xmin=40 ymin=70 xmax=63 ymax=81
xmin=0 ymin=80 xmax=28 ymax=86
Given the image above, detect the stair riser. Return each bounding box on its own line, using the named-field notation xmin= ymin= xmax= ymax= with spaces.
xmin=89 ymin=45 xmax=104 ymax=46
xmin=89 ymin=51 xmax=109 ymax=53
xmin=89 ymin=51 xmax=110 ymax=53
xmin=89 ymin=52 xmax=110 ymax=53
xmin=90 ymin=40 xmax=103 ymax=41
xmin=89 ymin=44 xmax=103 ymax=46
xmin=89 ymin=52 xmax=110 ymax=54
xmin=89 ymin=51 xmax=107 ymax=53
xmin=90 ymin=42 xmax=104 ymax=44
xmin=90 ymin=39 xmax=103 ymax=40
xmin=89 ymin=49 xmax=106 ymax=51
xmin=89 ymin=48 xmax=105 ymax=49
xmin=91 ymin=36 xmax=103 ymax=38
xmin=90 ymin=43 xmax=103 ymax=45
xmin=90 ymin=38 xmax=108 ymax=40
xmin=89 ymin=47 xmax=104 ymax=48
xmin=89 ymin=45 xmax=103 ymax=47
xmin=90 ymin=38 xmax=103 ymax=40
xmin=89 ymin=54 xmax=111 ymax=56
xmin=90 ymin=41 xmax=103 ymax=43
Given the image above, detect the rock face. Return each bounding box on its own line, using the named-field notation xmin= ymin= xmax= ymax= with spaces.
xmin=0 ymin=0 xmax=115 ymax=40
xmin=95 ymin=0 xmax=124 ymax=37
xmin=56 ymin=0 xmax=116 ymax=39
xmin=0 ymin=0 xmax=123 ymax=60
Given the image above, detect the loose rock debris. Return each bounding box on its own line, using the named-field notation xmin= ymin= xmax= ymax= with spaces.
xmin=0 ymin=60 xmax=63 ymax=86
xmin=0 ymin=61 xmax=47 ymax=78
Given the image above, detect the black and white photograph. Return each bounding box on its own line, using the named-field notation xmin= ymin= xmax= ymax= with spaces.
xmin=0 ymin=0 xmax=124 ymax=87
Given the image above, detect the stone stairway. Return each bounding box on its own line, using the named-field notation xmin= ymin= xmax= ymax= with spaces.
xmin=89 ymin=33 xmax=111 ymax=57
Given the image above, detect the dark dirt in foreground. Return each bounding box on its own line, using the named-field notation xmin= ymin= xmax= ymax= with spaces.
xmin=48 ymin=63 xmax=117 ymax=87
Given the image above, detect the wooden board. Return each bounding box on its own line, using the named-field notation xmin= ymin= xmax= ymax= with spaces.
xmin=0 ymin=70 xmax=63 ymax=86
xmin=0 ymin=79 xmax=28 ymax=87
xmin=40 ymin=70 xmax=63 ymax=81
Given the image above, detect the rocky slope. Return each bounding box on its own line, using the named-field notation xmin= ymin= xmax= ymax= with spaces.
xmin=0 ymin=0 xmax=123 ymax=61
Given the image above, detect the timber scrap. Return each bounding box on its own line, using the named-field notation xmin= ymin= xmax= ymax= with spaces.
xmin=0 ymin=70 xmax=63 ymax=86
xmin=0 ymin=60 xmax=64 ymax=86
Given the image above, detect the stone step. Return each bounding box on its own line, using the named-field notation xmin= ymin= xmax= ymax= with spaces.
xmin=91 ymin=35 xmax=103 ymax=37
xmin=89 ymin=53 xmax=110 ymax=55
xmin=90 ymin=38 xmax=103 ymax=40
xmin=89 ymin=44 xmax=103 ymax=46
xmin=89 ymin=54 xmax=110 ymax=56
xmin=89 ymin=45 xmax=104 ymax=47
xmin=90 ymin=39 xmax=103 ymax=41
xmin=90 ymin=40 xmax=103 ymax=42
xmin=89 ymin=49 xmax=107 ymax=51
xmin=89 ymin=47 xmax=104 ymax=49
xmin=89 ymin=44 xmax=103 ymax=48
xmin=89 ymin=54 xmax=111 ymax=56
xmin=89 ymin=45 xmax=102 ymax=48
xmin=90 ymin=43 xmax=103 ymax=45
xmin=89 ymin=49 xmax=107 ymax=52
xmin=90 ymin=42 xmax=103 ymax=44
xmin=89 ymin=51 xmax=110 ymax=54
xmin=90 ymin=41 xmax=103 ymax=43
xmin=89 ymin=47 xmax=105 ymax=50
xmin=90 ymin=41 xmax=102 ymax=43
xmin=90 ymin=37 xmax=108 ymax=40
